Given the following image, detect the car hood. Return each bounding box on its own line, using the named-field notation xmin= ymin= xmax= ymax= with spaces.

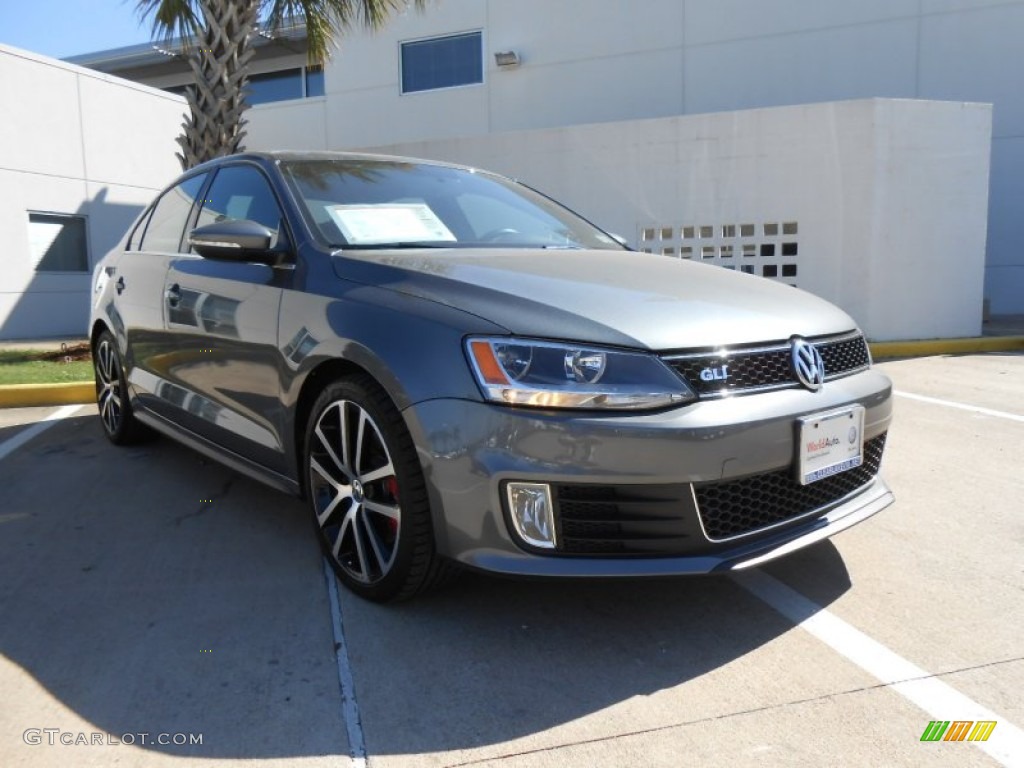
xmin=334 ymin=248 xmax=858 ymax=350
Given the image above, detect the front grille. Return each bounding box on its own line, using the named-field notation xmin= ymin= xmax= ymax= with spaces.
xmin=663 ymin=331 xmax=870 ymax=398
xmin=554 ymin=484 xmax=699 ymax=555
xmin=542 ymin=431 xmax=886 ymax=557
xmin=819 ymin=334 xmax=871 ymax=377
xmin=693 ymin=432 xmax=887 ymax=542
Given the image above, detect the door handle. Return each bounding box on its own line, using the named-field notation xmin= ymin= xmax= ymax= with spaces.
xmin=164 ymin=283 xmax=181 ymax=307
xmin=115 ymin=276 xmax=126 ymax=295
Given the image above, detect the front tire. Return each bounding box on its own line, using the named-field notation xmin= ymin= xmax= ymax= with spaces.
xmin=305 ymin=375 xmax=454 ymax=602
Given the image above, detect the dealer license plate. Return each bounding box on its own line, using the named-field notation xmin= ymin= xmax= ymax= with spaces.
xmin=797 ymin=406 xmax=865 ymax=485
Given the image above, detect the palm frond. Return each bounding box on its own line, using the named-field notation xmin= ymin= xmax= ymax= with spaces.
xmin=263 ymin=0 xmax=427 ymax=63
xmin=137 ymin=0 xmax=425 ymax=168
xmin=136 ymin=0 xmax=203 ymax=46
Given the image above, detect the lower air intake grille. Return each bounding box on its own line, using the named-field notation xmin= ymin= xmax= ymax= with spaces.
xmin=554 ymin=483 xmax=696 ymax=555
xmin=694 ymin=432 xmax=887 ymax=542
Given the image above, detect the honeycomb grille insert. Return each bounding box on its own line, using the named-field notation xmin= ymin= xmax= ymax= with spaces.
xmin=664 ymin=332 xmax=870 ymax=398
xmin=693 ymin=432 xmax=887 ymax=542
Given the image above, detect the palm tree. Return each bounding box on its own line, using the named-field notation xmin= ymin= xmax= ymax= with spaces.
xmin=137 ymin=0 xmax=424 ymax=169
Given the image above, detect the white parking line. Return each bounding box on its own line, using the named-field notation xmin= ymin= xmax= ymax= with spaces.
xmin=323 ymin=558 xmax=368 ymax=768
xmin=0 ymin=404 xmax=82 ymax=463
xmin=735 ymin=570 xmax=1024 ymax=766
xmin=895 ymin=391 xmax=1024 ymax=424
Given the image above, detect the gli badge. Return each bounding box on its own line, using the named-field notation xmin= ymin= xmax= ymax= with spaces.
xmin=699 ymin=364 xmax=729 ymax=383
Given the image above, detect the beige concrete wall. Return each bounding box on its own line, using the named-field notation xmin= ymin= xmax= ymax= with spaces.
xmin=0 ymin=44 xmax=185 ymax=340
xmin=364 ymin=98 xmax=992 ymax=341
xmin=241 ymin=0 xmax=1024 ymax=315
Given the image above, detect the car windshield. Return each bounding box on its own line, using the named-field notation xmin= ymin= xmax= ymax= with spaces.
xmin=280 ymin=158 xmax=625 ymax=251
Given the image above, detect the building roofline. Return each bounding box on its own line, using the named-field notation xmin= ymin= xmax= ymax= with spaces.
xmin=0 ymin=42 xmax=186 ymax=103
xmin=65 ymin=21 xmax=308 ymax=72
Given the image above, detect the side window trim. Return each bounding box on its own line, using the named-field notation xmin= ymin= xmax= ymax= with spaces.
xmin=137 ymin=171 xmax=210 ymax=253
xmin=183 ymin=171 xmax=215 ymax=250
xmin=127 ymin=206 xmax=154 ymax=252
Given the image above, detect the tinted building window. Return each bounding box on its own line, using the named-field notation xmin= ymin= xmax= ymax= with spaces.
xmin=168 ymin=67 xmax=323 ymax=105
xmin=139 ymin=174 xmax=207 ymax=253
xmin=305 ymin=66 xmax=325 ymax=97
xmin=28 ymin=213 xmax=89 ymax=272
xmin=401 ymin=31 xmax=483 ymax=94
xmin=248 ymin=69 xmax=303 ymax=105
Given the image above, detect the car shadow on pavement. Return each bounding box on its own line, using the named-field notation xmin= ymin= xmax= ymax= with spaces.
xmin=0 ymin=410 xmax=853 ymax=761
xmin=0 ymin=411 xmax=346 ymax=759
xmin=337 ymin=523 xmax=853 ymax=758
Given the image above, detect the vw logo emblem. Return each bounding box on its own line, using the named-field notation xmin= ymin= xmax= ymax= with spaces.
xmin=791 ymin=338 xmax=825 ymax=392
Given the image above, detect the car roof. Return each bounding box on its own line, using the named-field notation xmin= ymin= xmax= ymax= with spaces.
xmin=190 ymin=150 xmax=474 ymax=174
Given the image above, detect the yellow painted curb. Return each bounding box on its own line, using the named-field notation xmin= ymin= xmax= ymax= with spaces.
xmin=869 ymin=335 xmax=1024 ymax=359
xmin=0 ymin=382 xmax=94 ymax=408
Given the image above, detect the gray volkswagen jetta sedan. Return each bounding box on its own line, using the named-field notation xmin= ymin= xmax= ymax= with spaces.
xmin=89 ymin=151 xmax=893 ymax=602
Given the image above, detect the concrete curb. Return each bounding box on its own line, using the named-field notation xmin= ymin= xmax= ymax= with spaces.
xmin=869 ymin=335 xmax=1024 ymax=359
xmin=0 ymin=382 xmax=94 ymax=408
xmin=0 ymin=336 xmax=1021 ymax=408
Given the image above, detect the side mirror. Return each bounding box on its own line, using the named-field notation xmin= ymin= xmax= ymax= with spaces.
xmin=189 ymin=220 xmax=278 ymax=263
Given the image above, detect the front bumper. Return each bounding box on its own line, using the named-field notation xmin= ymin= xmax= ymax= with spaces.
xmin=403 ymin=369 xmax=894 ymax=577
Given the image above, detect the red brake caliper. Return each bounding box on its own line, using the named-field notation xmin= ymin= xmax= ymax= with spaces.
xmin=385 ymin=477 xmax=400 ymax=536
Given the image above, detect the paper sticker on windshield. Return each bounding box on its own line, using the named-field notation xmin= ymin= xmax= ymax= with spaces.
xmin=326 ymin=203 xmax=456 ymax=245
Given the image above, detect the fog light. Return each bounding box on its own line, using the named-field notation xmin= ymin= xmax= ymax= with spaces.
xmin=506 ymin=482 xmax=556 ymax=549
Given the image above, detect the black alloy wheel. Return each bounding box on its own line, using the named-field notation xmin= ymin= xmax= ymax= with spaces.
xmin=93 ymin=330 xmax=149 ymax=444
xmin=306 ymin=375 xmax=454 ymax=602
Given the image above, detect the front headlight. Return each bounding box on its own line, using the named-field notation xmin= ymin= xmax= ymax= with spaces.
xmin=465 ymin=337 xmax=695 ymax=410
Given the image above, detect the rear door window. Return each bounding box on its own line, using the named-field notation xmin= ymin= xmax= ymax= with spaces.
xmin=126 ymin=208 xmax=154 ymax=251
xmin=138 ymin=174 xmax=208 ymax=253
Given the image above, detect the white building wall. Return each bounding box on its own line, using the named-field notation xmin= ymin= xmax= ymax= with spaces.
xmin=366 ymin=99 xmax=991 ymax=342
xmin=0 ymin=45 xmax=185 ymax=340
xmin=246 ymin=98 xmax=329 ymax=150
xmin=243 ymin=0 xmax=1022 ymax=316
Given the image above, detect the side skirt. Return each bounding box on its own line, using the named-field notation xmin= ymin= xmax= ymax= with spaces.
xmin=134 ymin=409 xmax=301 ymax=497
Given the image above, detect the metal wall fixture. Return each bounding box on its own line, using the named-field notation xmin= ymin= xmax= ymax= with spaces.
xmin=494 ymin=50 xmax=521 ymax=67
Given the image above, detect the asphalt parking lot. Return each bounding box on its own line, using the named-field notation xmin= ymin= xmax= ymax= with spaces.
xmin=0 ymin=353 xmax=1021 ymax=768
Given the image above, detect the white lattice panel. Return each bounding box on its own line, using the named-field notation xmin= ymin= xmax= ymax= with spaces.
xmin=638 ymin=221 xmax=800 ymax=287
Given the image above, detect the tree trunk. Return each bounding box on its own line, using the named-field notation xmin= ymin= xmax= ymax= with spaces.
xmin=177 ymin=0 xmax=259 ymax=169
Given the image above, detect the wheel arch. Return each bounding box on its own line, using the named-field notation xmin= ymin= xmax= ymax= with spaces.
xmin=292 ymin=357 xmax=397 ymax=499
xmin=89 ymin=319 xmax=110 ymax=352
xmin=290 ymin=354 xmax=459 ymax=566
